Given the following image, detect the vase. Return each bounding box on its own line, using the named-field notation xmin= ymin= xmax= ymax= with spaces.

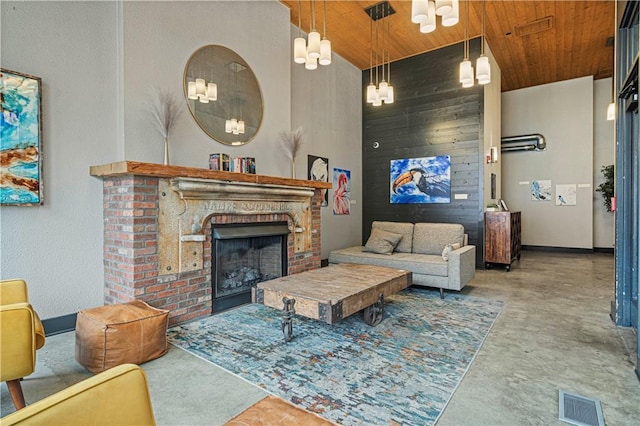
xmin=163 ymin=138 xmax=170 ymax=165
xmin=291 ymin=162 xmax=296 ymax=179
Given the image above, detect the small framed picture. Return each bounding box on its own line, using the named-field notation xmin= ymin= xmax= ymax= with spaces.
xmin=500 ymin=199 xmax=509 ymax=211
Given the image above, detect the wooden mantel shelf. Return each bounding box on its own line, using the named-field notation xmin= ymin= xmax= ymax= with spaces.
xmin=90 ymin=161 xmax=332 ymax=190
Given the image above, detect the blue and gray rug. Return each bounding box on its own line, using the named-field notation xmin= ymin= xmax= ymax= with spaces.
xmin=168 ymin=287 xmax=503 ymax=425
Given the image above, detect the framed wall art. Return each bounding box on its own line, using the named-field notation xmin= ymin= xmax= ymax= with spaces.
xmin=531 ymin=179 xmax=551 ymax=201
xmin=390 ymin=155 xmax=451 ymax=204
xmin=555 ymin=184 xmax=577 ymax=206
xmin=308 ymin=154 xmax=329 ymax=207
xmin=1 ymin=68 xmax=43 ymax=205
xmin=333 ymin=168 xmax=350 ymax=215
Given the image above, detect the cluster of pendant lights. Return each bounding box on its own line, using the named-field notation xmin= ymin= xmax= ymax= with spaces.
xmin=411 ymin=0 xmax=459 ymax=32
xmin=460 ymin=0 xmax=491 ymax=87
xmin=293 ymin=0 xmax=331 ymax=70
xmin=187 ymin=78 xmax=217 ymax=103
xmin=225 ymin=118 xmax=245 ymax=135
xmin=366 ymin=2 xmax=394 ymax=106
xmin=411 ymin=0 xmax=490 ymax=88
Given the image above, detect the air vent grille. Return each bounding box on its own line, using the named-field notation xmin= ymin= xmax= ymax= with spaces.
xmin=515 ymin=16 xmax=554 ymax=37
xmin=559 ymin=390 xmax=604 ymax=426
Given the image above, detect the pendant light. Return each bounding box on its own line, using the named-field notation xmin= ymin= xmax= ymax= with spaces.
xmin=372 ymin=11 xmax=382 ymax=107
xmin=442 ymin=0 xmax=459 ymax=27
xmin=225 ymin=62 xmax=245 ymax=135
xmin=385 ymin=4 xmax=394 ymax=104
xmin=378 ymin=2 xmax=389 ymax=101
xmin=412 ymin=0 xmax=458 ymax=33
xmin=293 ymin=0 xmax=306 ymax=64
xmin=319 ymin=0 xmax=332 ymax=65
xmin=366 ymin=8 xmax=377 ymax=103
xmin=476 ymin=0 xmax=491 ymax=84
xmin=459 ymin=0 xmax=474 ymax=88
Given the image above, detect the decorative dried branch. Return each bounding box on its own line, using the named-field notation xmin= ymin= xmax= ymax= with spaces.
xmin=280 ymin=127 xmax=304 ymax=161
xmin=148 ymin=87 xmax=184 ymax=139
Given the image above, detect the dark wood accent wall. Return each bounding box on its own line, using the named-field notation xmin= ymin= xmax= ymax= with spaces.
xmin=362 ymin=39 xmax=485 ymax=267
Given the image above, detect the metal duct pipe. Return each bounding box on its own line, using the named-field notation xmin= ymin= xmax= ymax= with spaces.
xmin=500 ymin=134 xmax=546 ymax=152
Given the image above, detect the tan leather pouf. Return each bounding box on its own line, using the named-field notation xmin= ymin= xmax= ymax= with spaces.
xmin=75 ymin=300 xmax=169 ymax=373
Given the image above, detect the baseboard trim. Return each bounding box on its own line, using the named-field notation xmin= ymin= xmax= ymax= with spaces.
xmin=522 ymin=245 xmax=595 ymax=254
xmin=42 ymin=313 xmax=77 ymax=336
xmin=593 ymin=247 xmax=615 ymax=254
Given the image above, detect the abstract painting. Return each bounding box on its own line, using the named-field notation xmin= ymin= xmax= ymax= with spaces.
xmin=390 ymin=155 xmax=451 ymax=204
xmin=556 ymin=184 xmax=577 ymax=206
xmin=308 ymin=154 xmax=328 ymax=207
xmin=1 ymin=69 xmax=43 ymax=205
xmin=333 ymin=168 xmax=350 ymax=215
xmin=531 ymin=180 xmax=552 ymax=201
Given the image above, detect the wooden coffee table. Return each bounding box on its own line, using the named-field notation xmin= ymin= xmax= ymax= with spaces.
xmin=252 ymin=263 xmax=412 ymax=342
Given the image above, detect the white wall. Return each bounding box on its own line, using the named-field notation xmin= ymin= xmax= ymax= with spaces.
xmin=482 ymin=44 xmax=502 ymax=209
xmin=1 ymin=1 xmax=363 ymax=320
xmin=593 ymin=78 xmax=615 ymax=248
xmin=290 ymin=26 xmax=363 ymax=258
xmin=1 ymin=1 xmax=119 ymax=318
xmin=502 ymin=76 xmax=594 ymax=249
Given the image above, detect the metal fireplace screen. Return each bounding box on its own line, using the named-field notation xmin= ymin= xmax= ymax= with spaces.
xmin=212 ymin=223 xmax=289 ymax=312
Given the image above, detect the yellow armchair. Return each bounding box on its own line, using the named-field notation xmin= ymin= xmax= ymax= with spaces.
xmin=0 ymin=364 xmax=156 ymax=425
xmin=0 ymin=279 xmax=46 ymax=410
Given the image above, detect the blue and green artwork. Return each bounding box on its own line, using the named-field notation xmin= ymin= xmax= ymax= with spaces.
xmin=1 ymin=69 xmax=42 ymax=205
xmin=390 ymin=155 xmax=451 ymax=204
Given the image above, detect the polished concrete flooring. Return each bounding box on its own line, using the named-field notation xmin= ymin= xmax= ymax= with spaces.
xmin=2 ymin=251 xmax=638 ymax=425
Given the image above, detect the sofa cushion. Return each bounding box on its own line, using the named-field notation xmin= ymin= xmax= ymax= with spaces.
xmin=364 ymin=228 xmax=403 ymax=255
xmin=328 ymin=247 xmax=448 ymax=277
xmin=412 ymin=223 xmax=465 ymax=255
xmin=441 ymin=243 xmax=462 ymax=261
xmin=372 ymin=221 xmax=414 ymax=253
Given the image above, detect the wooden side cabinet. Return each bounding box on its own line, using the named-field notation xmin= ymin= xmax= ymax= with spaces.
xmin=484 ymin=211 xmax=522 ymax=271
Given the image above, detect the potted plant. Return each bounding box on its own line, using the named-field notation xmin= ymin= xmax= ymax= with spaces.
xmin=486 ymin=202 xmax=499 ymax=212
xmin=595 ymin=164 xmax=614 ymax=212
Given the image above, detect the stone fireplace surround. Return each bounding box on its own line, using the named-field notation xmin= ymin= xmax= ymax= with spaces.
xmin=90 ymin=161 xmax=331 ymax=326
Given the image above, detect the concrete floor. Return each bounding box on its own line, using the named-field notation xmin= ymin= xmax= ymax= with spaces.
xmin=2 ymin=251 xmax=638 ymax=425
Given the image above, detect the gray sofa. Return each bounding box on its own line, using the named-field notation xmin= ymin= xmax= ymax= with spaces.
xmin=328 ymin=221 xmax=476 ymax=298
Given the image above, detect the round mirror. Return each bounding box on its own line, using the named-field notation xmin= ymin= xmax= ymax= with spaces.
xmin=183 ymin=45 xmax=263 ymax=146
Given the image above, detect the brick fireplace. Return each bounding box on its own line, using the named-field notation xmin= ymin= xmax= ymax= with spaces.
xmin=90 ymin=161 xmax=330 ymax=326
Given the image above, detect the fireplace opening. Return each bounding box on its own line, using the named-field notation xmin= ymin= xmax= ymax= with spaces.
xmin=212 ymin=222 xmax=289 ymax=313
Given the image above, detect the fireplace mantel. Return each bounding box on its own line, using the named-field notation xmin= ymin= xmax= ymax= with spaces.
xmin=90 ymin=161 xmax=331 ymax=191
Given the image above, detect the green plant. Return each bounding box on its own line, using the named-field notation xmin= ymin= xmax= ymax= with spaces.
xmin=595 ymin=164 xmax=614 ymax=212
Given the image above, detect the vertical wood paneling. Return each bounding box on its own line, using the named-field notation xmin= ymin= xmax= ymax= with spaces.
xmin=362 ymin=40 xmax=485 ymax=267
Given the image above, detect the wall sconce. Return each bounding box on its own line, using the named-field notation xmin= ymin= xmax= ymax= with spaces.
xmin=487 ymin=146 xmax=498 ymax=164
xmin=606 ymin=102 xmax=615 ymax=121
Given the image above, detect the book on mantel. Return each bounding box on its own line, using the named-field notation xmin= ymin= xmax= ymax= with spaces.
xmin=209 ymin=153 xmax=230 ymax=171
xmin=209 ymin=153 xmax=255 ymax=174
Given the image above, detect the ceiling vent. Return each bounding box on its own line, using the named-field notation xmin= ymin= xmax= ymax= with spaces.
xmin=501 ymin=134 xmax=547 ymax=153
xmin=515 ymin=16 xmax=554 ymax=37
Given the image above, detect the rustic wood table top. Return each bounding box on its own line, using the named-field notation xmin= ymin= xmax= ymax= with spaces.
xmin=254 ymin=263 xmax=412 ymax=325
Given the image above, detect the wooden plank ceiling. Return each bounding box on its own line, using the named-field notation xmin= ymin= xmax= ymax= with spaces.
xmin=280 ymin=0 xmax=615 ymax=92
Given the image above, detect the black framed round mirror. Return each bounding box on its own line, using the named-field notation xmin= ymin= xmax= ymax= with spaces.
xmin=183 ymin=45 xmax=263 ymax=146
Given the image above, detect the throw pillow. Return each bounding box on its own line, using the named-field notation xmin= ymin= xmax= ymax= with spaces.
xmin=441 ymin=242 xmax=462 ymax=261
xmin=364 ymin=228 xmax=403 ymax=255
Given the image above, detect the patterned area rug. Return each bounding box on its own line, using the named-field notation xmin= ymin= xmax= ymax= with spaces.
xmin=168 ymin=288 xmax=503 ymax=425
